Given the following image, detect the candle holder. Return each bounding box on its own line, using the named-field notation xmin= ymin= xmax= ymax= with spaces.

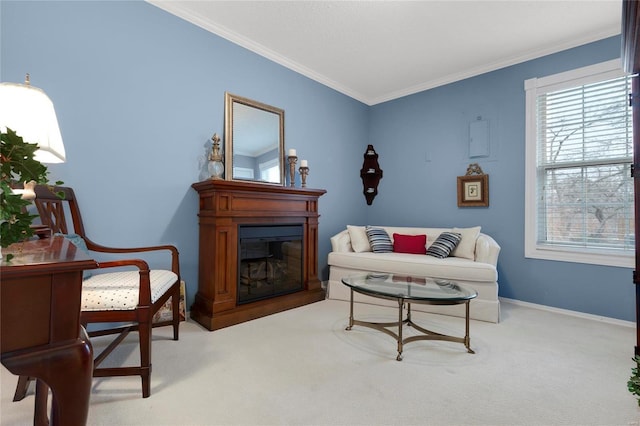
xmin=287 ymin=155 xmax=298 ymax=187
xmin=298 ymin=166 xmax=309 ymax=188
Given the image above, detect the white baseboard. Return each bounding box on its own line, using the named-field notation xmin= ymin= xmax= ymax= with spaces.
xmin=500 ymin=297 xmax=635 ymax=328
xmin=184 ymin=294 xmax=635 ymax=329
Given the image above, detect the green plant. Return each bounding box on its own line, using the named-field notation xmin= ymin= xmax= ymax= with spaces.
xmin=628 ymin=355 xmax=640 ymax=406
xmin=0 ymin=127 xmax=61 ymax=260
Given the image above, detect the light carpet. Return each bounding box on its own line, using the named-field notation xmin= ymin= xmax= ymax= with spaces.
xmin=1 ymin=299 xmax=639 ymax=425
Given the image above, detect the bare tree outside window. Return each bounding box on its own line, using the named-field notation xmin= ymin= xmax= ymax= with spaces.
xmin=537 ymin=76 xmax=634 ymax=250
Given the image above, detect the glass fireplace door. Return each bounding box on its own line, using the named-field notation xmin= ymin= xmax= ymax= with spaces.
xmin=238 ymin=225 xmax=304 ymax=304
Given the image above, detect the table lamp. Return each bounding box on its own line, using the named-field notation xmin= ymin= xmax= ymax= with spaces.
xmin=0 ymin=74 xmax=66 ymax=164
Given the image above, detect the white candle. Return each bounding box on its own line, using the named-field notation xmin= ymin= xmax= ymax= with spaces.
xmin=300 ymin=160 xmax=308 ymax=167
xmin=288 ymin=149 xmax=296 ymax=157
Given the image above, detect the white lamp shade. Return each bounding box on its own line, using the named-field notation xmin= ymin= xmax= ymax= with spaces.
xmin=0 ymin=81 xmax=66 ymax=163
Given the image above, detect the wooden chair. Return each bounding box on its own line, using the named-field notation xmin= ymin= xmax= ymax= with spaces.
xmin=16 ymin=185 xmax=181 ymax=399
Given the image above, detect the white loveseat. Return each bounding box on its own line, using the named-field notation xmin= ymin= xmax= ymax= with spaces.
xmin=327 ymin=226 xmax=501 ymax=323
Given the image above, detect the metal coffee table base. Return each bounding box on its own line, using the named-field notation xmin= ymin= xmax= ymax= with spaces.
xmin=345 ymin=289 xmax=475 ymax=361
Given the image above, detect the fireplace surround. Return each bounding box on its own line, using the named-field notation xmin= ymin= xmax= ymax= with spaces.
xmin=191 ymin=180 xmax=326 ymax=330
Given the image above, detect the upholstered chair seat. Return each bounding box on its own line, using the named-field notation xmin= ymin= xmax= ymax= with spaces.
xmin=82 ymin=270 xmax=178 ymax=311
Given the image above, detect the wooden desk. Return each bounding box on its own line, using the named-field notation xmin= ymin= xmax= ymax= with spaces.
xmin=1 ymin=236 xmax=97 ymax=425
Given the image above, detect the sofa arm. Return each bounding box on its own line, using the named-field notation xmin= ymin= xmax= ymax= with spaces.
xmin=330 ymin=229 xmax=354 ymax=252
xmin=475 ymin=233 xmax=501 ymax=266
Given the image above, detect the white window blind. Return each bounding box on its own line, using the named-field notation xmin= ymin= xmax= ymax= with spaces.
xmin=524 ymin=60 xmax=635 ymax=267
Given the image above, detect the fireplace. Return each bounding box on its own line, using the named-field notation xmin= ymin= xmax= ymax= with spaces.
xmin=238 ymin=224 xmax=303 ymax=304
xmin=191 ymin=179 xmax=326 ymax=331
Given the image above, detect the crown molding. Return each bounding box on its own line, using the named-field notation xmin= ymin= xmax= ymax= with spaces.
xmin=148 ymin=1 xmax=620 ymax=106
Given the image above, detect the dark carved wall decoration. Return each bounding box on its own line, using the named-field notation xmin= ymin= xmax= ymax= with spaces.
xmin=360 ymin=144 xmax=383 ymax=205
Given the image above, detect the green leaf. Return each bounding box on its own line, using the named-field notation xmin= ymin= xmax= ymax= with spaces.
xmin=629 ymin=356 xmax=640 ymax=406
xmin=0 ymin=127 xmax=62 ymax=256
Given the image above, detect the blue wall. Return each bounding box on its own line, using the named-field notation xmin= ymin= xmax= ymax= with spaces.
xmin=368 ymin=36 xmax=634 ymax=321
xmin=0 ymin=0 xmax=369 ymax=311
xmin=1 ymin=1 xmax=634 ymax=321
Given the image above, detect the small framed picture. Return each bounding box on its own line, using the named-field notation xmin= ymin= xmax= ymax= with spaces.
xmin=457 ymin=174 xmax=489 ymax=207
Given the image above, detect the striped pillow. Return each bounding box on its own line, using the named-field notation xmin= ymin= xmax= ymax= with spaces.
xmin=365 ymin=226 xmax=393 ymax=253
xmin=426 ymin=232 xmax=462 ymax=259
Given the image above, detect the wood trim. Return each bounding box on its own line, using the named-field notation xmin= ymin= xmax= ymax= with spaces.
xmin=622 ymin=0 xmax=640 ymax=74
xmin=622 ymin=0 xmax=640 ymax=355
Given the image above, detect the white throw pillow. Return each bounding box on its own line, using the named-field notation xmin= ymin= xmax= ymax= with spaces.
xmin=451 ymin=226 xmax=481 ymax=260
xmin=347 ymin=225 xmax=371 ymax=252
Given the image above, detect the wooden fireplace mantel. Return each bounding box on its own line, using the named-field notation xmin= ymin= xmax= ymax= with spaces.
xmin=191 ymin=179 xmax=326 ymax=330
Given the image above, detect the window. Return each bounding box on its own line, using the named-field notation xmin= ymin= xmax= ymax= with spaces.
xmin=259 ymin=158 xmax=280 ymax=182
xmin=233 ymin=167 xmax=254 ymax=179
xmin=524 ymin=59 xmax=634 ymax=268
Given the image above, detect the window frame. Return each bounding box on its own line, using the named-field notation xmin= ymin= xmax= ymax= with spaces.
xmin=524 ymin=59 xmax=634 ymax=268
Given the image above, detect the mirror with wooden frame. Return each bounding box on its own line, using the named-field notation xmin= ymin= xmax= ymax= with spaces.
xmin=224 ymin=92 xmax=285 ymax=185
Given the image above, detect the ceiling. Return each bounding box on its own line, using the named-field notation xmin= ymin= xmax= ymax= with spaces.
xmin=147 ymin=1 xmax=623 ymax=106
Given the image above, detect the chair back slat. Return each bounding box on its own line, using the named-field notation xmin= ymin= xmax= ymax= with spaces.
xmin=33 ymin=185 xmax=88 ymax=238
xmin=36 ymin=200 xmax=69 ymax=234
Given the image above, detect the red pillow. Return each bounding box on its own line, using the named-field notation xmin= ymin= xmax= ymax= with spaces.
xmin=392 ymin=233 xmax=427 ymax=254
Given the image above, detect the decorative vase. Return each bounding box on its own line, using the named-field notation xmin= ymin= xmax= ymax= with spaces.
xmin=208 ymin=133 xmax=224 ymax=179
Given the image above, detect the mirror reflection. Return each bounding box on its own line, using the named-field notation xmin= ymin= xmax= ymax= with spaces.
xmin=225 ymin=93 xmax=285 ymax=184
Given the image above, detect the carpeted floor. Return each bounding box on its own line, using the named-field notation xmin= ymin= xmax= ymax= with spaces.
xmin=1 ymin=299 xmax=639 ymax=425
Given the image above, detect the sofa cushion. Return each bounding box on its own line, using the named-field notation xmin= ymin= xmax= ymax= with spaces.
xmin=327 ymin=251 xmax=497 ymax=282
xmin=451 ymin=226 xmax=481 ymax=260
xmin=347 ymin=225 xmax=371 ymax=252
xmin=426 ymin=232 xmax=461 ymax=258
xmin=366 ymin=226 xmax=393 ymax=253
xmin=393 ymin=233 xmax=427 ymax=254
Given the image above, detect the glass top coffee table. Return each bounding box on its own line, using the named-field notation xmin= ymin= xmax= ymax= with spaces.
xmin=341 ymin=273 xmax=478 ymax=360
